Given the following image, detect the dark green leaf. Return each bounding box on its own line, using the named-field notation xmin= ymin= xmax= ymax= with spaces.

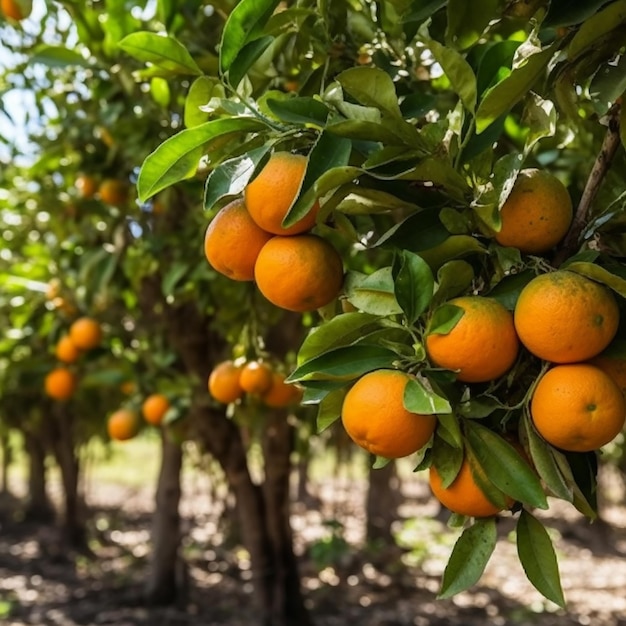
xmin=30 ymin=45 xmax=92 ymax=68
xmin=337 ymin=66 xmax=403 ymax=119
xmin=392 ymin=250 xmax=434 ymax=325
xmin=488 ymin=270 xmax=535 ymax=311
xmin=430 ymin=435 xmax=464 ymax=488
xmin=420 ymin=235 xmax=488 ymax=271
xmin=517 ymin=510 xmax=566 ymax=608
xmin=439 ymin=518 xmax=497 ymax=598
xmin=297 ymin=312 xmax=382 ymax=363
xmin=427 ymin=303 xmax=464 ymax=335
xmin=465 ymin=421 xmax=548 ymax=509
xmin=404 ymin=377 xmax=451 ymax=414
xmin=119 ymin=32 xmax=202 ymax=75
xmin=228 ymin=35 xmax=275 ymax=88
xmin=287 ymin=344 xmax=399 ymax=383
xmin=219 ymin=0 xmax=281 ymax=73
xmin=266 ymin=96 xmax=330 ymax=126
xmin=376 ymin=210 xmax=450 ymax=252
xmin=316 ymin=388 xmax=346 ymax=433
xmin=565 ymin=261 xmax=626 ymax=299
xmin=446 ymin=0 xmax=501 ymax=50
xmin=567 ymin=0 xmax=626 ymax=61
xmin=433 ymin=260 xmax=474 ymax=306
xmin=545 ymin=0 xmax=614 ymax=27
xmin=436 ymin=412 xmax=463 ymax=448
xmin=137 ymin=118 xmax=267 ymax=201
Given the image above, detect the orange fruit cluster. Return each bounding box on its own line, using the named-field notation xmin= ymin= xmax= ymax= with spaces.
xmin=204 ymin=151 xmax=344 ymax=312
xmin=208 ymin=359 xmax=302 ymax=408
xmin=45 ymin=317 xmax=103 ymax=401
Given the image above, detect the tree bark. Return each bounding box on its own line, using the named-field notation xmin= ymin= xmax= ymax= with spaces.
xmin=144 ymin=430 xmax=185 ymax=605
xmin=23 ymin=430 xmax=55 ymax=523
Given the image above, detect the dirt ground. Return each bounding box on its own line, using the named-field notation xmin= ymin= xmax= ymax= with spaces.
xmin=1 ymin=466 xmax=626 ymax=626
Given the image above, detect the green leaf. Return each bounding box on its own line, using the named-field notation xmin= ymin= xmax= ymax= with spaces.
xmin=150 ymin=76 xmax=171 ymax=107
xmin=219 ymin=0 xmax=281 ymax=74
xmin=564 ymin=261 xmax=626 ymax=299
xmin=433 ymin=260 xmax=474 ymax=306
xmin=137 ymin=118 xmax=267 ymax=201
xmin=284 ymin=132 xmax=352 ymax=228
xmin=522 ymin=92 xmax=556 ymax=155
xmin=475 ymin=44 xmax=557 ymax=134
xmin=545 ymin=0 xmax=615 ymax=27
xmin=228 ymin=35 xmax=275 ymax=88
xmin=404 ymin=377 xmax=451 ymax=415
xmin=446 ymin=0 xmax=500 ymax=50
xmin=425 ymin=37 xmax=477 ymax=113
xmin=30 ymin=45 xmax=91 ymax=68
xmin=590 ymin=54 xmax=626 ymax=115
xmin=184 ymin=76 xmax=224 ymax=128
xmin=487 ymin=269 xmax=535 ymax=311
xmin=465 ymin=421 xmax=548 ymax=509
xmin=118 ymin=32 xmax=202 ymax=75
xmin=287 ymin=344 xmax=399 ymax=383
xmin=567 ymin=0 xmax=626 ymax=61
xmin=344 ymin=268 xmax=403 ymax=316
xmin=336 ymin=66 xmax=403 ymax=119
xmin=297 ymin=312 xmax=382 ymax=363
xmin=436 ymin=412 xmax=463 ymax=448
xmin=430 ymin=435 xmax=464 ymax=487
xmin=326 ymin=119 xmax=408 ymax=144
xmin=427 ymin=303 xmax=464 ymax=335
xmin=439 ymin=518 xmax=497 ymax=598
xmin=316 ymin=388 xmax=345 ymax=433
xmin=204 ymin=146 xmax=272 ymax=211
xmin=520 ymin=415 xmax=574 ymax=502
xmin=376 ymin=210 xmax=450 ymax=252
xmin=266 ymin=96 xmax=330 ymax=126
xmin=517 ymin=510 xmax=566 ymax=608
xmin=392 ymin=251 xmax=434 ymax=325
xmin=419 ymin=235 xmax=488 ymax=271
xmin=161 ymin=262 xmax=188 ymax=297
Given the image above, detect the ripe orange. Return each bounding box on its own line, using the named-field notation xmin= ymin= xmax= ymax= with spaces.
xmin=99 ymin=178 xmax=129 ymax=206
xmin=141 ymin=393 xmax=170 ymax=426
xmin=204 ymin=198 xmax=273 ymax=281
xmin=244 ymin=152 xmax=320 ymax=235
xmin=69 ymin=317 xmax=102 ymax=350
xmin=107 ymin=409 xmax=140 ymax=441
xmin=45 ymin=367 xmax=77 ymax=401
xmin=1 ymin=0 xmax=30 ymax=20
xmin=55 ymin=335 xmax=81 ymax=363
xmin=426 ymin=296 xmax=519 ymax=383
xmin=75 ymin=174 xmax=98 ymax=199
xmin=495 ymin=168 xmax=573 ymax=254
xmin=254 ymin=235 xmax=343 ymax=312
xmin=208 ymin=360 xmax=244 ymax=404
xmin=341 ymin=369 xmax=437 ymax=459
xmin=514 ymin=271 xmax=619 ymax=363
xmin=530 ymin=363 xmax=626 ymax=452
xmin=262 ymin=372 xmax=302 ymax=407
xmin=588 ymin=351 xmax=626 ymax=396
xmin=239 ymin=361 xmax=273 ymax=395
xmin=429 ymin=455 xmax=511 ymax=518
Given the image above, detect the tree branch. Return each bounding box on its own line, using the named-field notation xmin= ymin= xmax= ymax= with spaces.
xmin=553 ymin=104 xmax=622 ymax=267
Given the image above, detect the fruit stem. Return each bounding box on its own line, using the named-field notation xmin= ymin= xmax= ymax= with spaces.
xmin=553 ymin=103 xmax=621 ymax=267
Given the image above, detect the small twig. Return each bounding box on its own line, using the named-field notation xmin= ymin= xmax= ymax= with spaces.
xmin=553 ymin=104 xmax=622 ymax=267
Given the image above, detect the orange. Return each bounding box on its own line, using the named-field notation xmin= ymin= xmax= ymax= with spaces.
xmin=75 ymin=174 xmax=98 ymax=199
xmin=45 ymin=367 xmax=77 ymax=401
xmin=120 ymin=380 xmax=137 ymax=395
xmin=531 ymin=363 xmax=625 ymax=452
xmin=495 ymin=169 xmax=573 ymax=254
xmin=107 ymin=409 xmax=140 ymax=441
xmin=98 ymin=178 xmax=129 ymax=206
xmin=429 ymin=455 xmax=511 ymax=518
xmin=204 ymin=198 xmax=273 ymax=281
xmin=208 ymin=360 xmax=244 ymax=404
xmin=426 ymin=296 xmax=519 ymax=383
xmin=514 ymin=271 xmax=619 ymax=363
xmin=69 ymin=317 xmax=102 ymax=350
xmin=244 ymin=152 xmax=320 ymax=235
xmin=1 ymin=0 xmax=30 ymax=20
xmin=141 ymin=393 xmax=170 ymax=426
xmin=588 ymin=354 xmax=626 ymax=396
xmin=254 ymin=235 xmax=343 ymax=312
xmin=55 ymin=335 xmax=81 ymax=363
xmin=262 ymin=372 xmax=302 ymax=407
xmin=239 ymin=361 xmax=273 ymax=395
xmin=341 ymin=369 xmax=437 ymax=459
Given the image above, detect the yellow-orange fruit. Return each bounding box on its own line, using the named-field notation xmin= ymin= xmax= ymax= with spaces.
xmin=55 ymin=335 xmax=81 ymax=363
xmin=341 ymin=369 xmax=437 ymax=459
xmin=208 ymin=361 xmax=244 ymax=404
xmin=262 ymin=372 xmax=302 ymax=408
xmin=45 ymin=367 xmax=77 ymax=401
xmin=514 ymin=271 xmax=619 ymax=363
xmin=141 ymin=394 xmax=170 ymax=426
xmin=107 ymin=409 xmax=140 ymax=441
xmin=426 ymin=296 xmax=519 ymax=383
xmin=530 ymin=363 xmax=626 ymax=452
xmin=244 ymin=152 xmax=320 ymax=235
xmin=69 ymin=317 xmax=102 ymax=350
xmin=239 ymin=361 xmax=273 ymax=395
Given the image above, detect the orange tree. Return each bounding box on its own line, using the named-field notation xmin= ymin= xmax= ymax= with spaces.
xmin=128 ymin=0 xmax=626 ymax=608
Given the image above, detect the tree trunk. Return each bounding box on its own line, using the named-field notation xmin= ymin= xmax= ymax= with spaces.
xmin=261 ymin=414 xmax=310 ymax=626
xmin=51 ymin=407 xmax=86 ymax=548
xmin=366 ymin=460 xmax=401 ymax=545
xmin=144 ymin=430 xmax=185 ymax=606
xmin=23 ymin=430 xmax=55 ymax=523
xmin=1 ymin=430 xmax=11 ymax=494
